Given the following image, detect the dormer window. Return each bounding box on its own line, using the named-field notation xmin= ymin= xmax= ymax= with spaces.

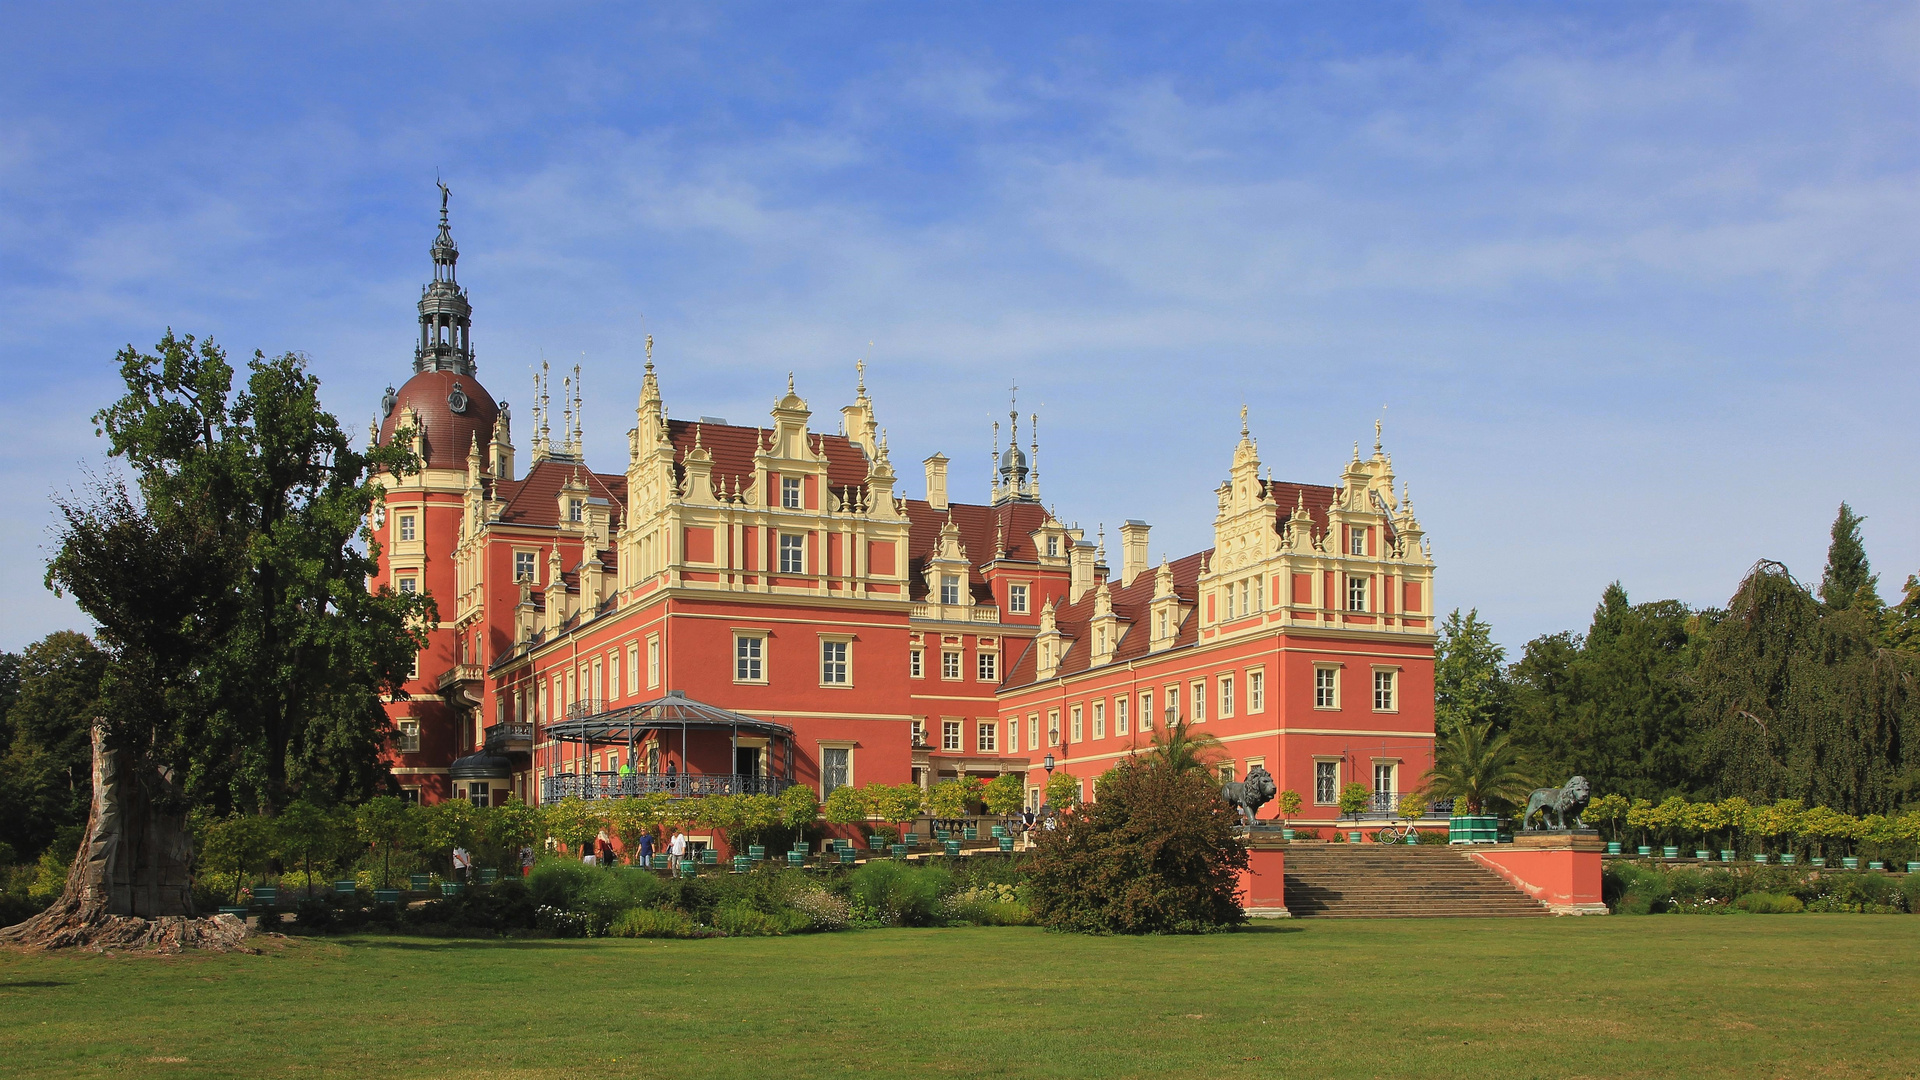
xmin=781 ymin=476 xmax=802 ymax=509
xmin=1046 ymin=535 xmax=1060 ymax=557
xmin=940 ymin=574 xmax=961 ymax=606
xmin=1008 ymin=584 xmax=1029 ymax=614
xmin=1350 ymin=527 xmax=1366 ymax=556
xmin=568 ymin=499 xmax=584 ymax=523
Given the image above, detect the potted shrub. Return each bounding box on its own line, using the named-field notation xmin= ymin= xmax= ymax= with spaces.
xmin=1586 ymin=793 xmax=1628 ymax=855
xmin=1652 ymin=795 xmax=1687 ymax=859
xmin=1626 ymin=798 xmax=1655 ymax=856
xmin=1276 ymin=789 xmax=1303 ymax=840
xmin=1717 ymin=796 xmax=1752 ymax=862
xmin=1685 ymin=800 xmax=1726 ymax=862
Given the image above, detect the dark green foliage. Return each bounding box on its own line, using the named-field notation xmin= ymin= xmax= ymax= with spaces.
xmin=1506 ymin=584 xmax=1700 ymax=801
xmin=402 ymin=878 xmax=537 ymax=934
xmin=1601 ymin=860 xmax=1912 ymax=915
xmin=1693 ymin=562 xmax=1920 ymax=814
xmin=0 ymin=632 xmax=105 ymax=861
xmin=1027 ymin=757 xmax=1247 ymax=934
xmin=1416 ymin=721 xmax=1533 ymax=814
xmin=845 ymin=861 xmax=951 ymax=926
xmin=47 ymin=332 xmax=434 ymax=816
xmin=1434 ymin=608 xmax=1507 ymax=737
xmin=1819 ymin=503 xmax=1878 ymax=611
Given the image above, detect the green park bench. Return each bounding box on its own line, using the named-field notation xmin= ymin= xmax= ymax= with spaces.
xmin=410 ymin=874 xmax=431 ymax=892
xmin=251 ymin=885 xmax=278 ymax=908
xmin=218 ymin=906 xmax=248 ymax=918
xmin=374 ymin=889 xmax=401 ymax=905
xmin=700 ymin=849 xmax=719 ymax=865
xmin=333 ymin=880 xmax=358 ymax=898
xmin=652 ymin=855 xmax=671 ymax=870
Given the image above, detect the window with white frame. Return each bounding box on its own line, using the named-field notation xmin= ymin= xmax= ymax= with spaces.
xmin=942 ymin=650 xmax=961 ymax=680
xmin=568 ymin=498 xmax=583 ymax=523
xmin=1157 ymin=610 xmax=1168 ymax=638
xmin=398 ymin=514 xmax=416 ymax=542
xmin=1347 ymin=574 xmax=1369 ymax=612
xmin=514 ymin=550 xmax=536 ymax=582
xmin=1115 ymin=696 xmax=1129 ymax=736
xmin=626 ymin=644 xmax=639 ymax=696
xmin=1350 ymin=527 xmax=1366 ymax=556
xmin=396 ymin=719 xmax=420 ymax=753
xmin=942 ymin=720 xmax=963 ymax=752
xmin=409 ymin=652 xmax=420 ymax=680
xmin=779 ymin=534 xmax=805 ymax=574
xmin=1046 ymin=535 xmax=1059 ymax=557
xmin=822 ymin=747 xmax=851 ymax=793
xmin=1315 ymin=760 xmax=1339 ymax=805
xmin=1027 ymin=714 xmax=1039 ymax=749
xmin=1070 ymin=705 xmax=1083 ymax=742
xmin=1374 ymin=762 xmax=1396 ymax=801
xmin=1139 ymin=691 xmax=1153 ymax=730
xmin=1374 ymin=669 xmax=1396 ymax=711
xmin=1314 ymin=666 xmax=1338 ymax=708
xmin=1219 ymin=675 xmax=1235 ymax=718
xmin=821 ymin=640 xmax=850 ymax=685
xmin=911 ymin=718 xmax=926 ymax=746
xmin=1006 ymin=718 xmax=1019 ymax=753
xmin=1009 ymin=584 xmax=1029 ymax=613
xmin=977 ymin=651 xmax=997 ymax=682
xmin=735 ymin=634 xmax=765 ymax=682
xmin=909 ymin=649 xmax=924 ymax=678
xmin=398 ymin=576 xmax=417 ymax=595
xmin=781 ymin=476 xmax=802 ymax=509
xmin=647 ymin=637 xmax=660 ymax=688
xmin=1165 ymin=685 xmax=1179 ymax=724
xmin=940 ymin=574 xmax=961 ymax=605
xmin=1092 ymin=700 xmax=1105 ymax=740
xmin=1189 ymin=680 xmax=1205 ymax=722
xmin=1047 ymin=710 xmax=1060 ymax=746
xmin=1218 ymin=762 xmax=1236 ymax=784
xmin=605 ymin=654 xmax=618 ymax=701
xmin=1249 ymin=669 xmax=1265 ymax=713
xmin=977 ymin=722 xmax=997 ymax=753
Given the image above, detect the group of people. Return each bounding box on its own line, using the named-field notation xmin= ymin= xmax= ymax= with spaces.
xmin=578 ymin=828 xmax=691 ymax=868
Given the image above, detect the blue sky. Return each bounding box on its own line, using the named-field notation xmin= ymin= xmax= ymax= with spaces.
xmin=2 ymin=3 xmax=1916 ymax=655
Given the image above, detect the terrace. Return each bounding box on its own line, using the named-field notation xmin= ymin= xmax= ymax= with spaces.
xmin=539 ymin=690 xmax=796 ymax=803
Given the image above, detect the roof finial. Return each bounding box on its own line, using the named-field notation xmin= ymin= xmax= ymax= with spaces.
xmin=1374 ymin=415 xmax=1383 ymax=454
xmin=856 ymin=346 xmax=868 ymax=396
xmin=1240 ymin=403 xmax=1249 ymax=438
xmin=645 ymin=333 xmax=654 ymax=374
xmin=787 ymin=371 xmax=795 ymax=394
xmin=436 ymin=174 xmax=450 ymax=224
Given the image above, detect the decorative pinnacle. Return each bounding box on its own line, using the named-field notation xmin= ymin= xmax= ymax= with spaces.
xmin=1241 ymin=403 xmax=1249 ymax=438
xmin=1375 ymin=416 xmax=1383 ymax=453
xmin=645 ymin=334 xmax=654 ymax=373
xmin=856 ymin=347 xmax=868 ymax=395
xmin=787 ymin=372 xmax=795 ymax=394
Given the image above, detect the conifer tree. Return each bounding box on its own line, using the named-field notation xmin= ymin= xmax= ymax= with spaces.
xmin=1433 ymin=608 xmax=1507 ymax=737
xmin=1819 ymin=502 xmax=1878 ymax=610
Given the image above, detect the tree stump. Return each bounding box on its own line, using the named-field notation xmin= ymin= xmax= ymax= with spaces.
xmin=1 ymin=726 xmax=253 ymax=953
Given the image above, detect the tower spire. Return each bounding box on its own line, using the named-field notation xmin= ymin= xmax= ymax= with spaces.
xmin=415 ymin=180 xmax=475 ymax=376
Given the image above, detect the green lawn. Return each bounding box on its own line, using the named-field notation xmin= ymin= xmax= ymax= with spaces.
xmin=2 ymin=917 xmax=1916 ymax=1079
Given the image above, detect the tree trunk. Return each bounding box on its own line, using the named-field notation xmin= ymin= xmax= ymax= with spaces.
xmin=1 ymin=725 xmax=252 ymax=953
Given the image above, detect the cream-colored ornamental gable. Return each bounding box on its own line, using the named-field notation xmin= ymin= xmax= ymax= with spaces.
xmin=1148 ymin=556 xmax=1184 ymax=652
xmin=1088 ymin=578 xmax=1125 ymax=667
xmin=1034 ymin=597 xmax=1067 ymax=681
xmin=922 ymin=515 xmax=974 ymax=619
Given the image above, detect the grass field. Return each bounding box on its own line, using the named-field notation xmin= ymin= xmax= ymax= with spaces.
xmin=2 ymin=917 xmax=1917 ymax=1079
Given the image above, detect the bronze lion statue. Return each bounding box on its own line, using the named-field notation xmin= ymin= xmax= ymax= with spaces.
xmin=1221 ymin=765 xmax=1277 ymax=827
xmin=1522 ymin=776 xmax=1591 ymax=831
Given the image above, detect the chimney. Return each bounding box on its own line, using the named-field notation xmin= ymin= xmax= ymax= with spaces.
xmin=1119 ymin=520 xmax=1150 ymax=586
xmin=923 ymin=453 xmax=949 ymax=511
xmin=1069 ymin=539 xmax=1096 ymax=604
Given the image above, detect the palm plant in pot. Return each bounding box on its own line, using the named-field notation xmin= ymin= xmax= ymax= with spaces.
xmin=1414 ymin=721 xmax=1532 ymax=845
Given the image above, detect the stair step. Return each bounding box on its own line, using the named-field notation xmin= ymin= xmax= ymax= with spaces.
xmin=1278 ymin=849 xmax=1552 ymax=919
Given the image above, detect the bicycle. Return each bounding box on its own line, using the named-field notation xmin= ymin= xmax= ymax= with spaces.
xmin=1373 ymin=823 xmax=1421 ymax=845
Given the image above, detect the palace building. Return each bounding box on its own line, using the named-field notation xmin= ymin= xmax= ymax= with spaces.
xmin=370 ymin=196 xmax=1439 ymax=830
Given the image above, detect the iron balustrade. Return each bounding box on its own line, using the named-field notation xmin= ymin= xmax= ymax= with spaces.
xmin=1350 ymin=794 xmax=1455 ymax=821
xmin=565 ymin=699 xmax=608 ymax=721
xmin=540 ymin=772 xmax=792 ymax=802
xmin=484 ymin=722 xmax=534 ymax=753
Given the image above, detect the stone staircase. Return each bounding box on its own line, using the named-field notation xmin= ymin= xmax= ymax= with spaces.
xmin=1282 ymin=844 xmax=1552 ymax=918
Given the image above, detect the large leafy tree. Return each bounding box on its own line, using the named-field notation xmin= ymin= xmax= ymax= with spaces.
xmin=49 ymin=332 xmax=433 ymax=815
xmin=1506 ymin=583 xmax=1700 ymax=800
xmin=1433 ymin=608 xmax=1507 ymax=737
xmin=1693 ymin=561 xmax=1919 ymax=814
xmin=1818 ymin=503 xmax=1879 ymax=611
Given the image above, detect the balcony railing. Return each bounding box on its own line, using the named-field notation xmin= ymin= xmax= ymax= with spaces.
xmin=484 ymin=722 xmax=534 ymax=755
xmin=909 ymin=604 xmax=1001 ymax=624
xmin=565 ymin=698 xmax=608 ymax=721
xmin=541 ymin=772 xmax=792 ymax=803
xmin=1349 ymin=794 xmax=1455 ymax=821
xmin=437 ymin=663 xmax=484 ymax=692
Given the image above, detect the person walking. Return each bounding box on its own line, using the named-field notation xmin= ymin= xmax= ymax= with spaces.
xmin=637 ymin=830 xmax=655 ymax=868
xmin=669 ymin=828 xmax=688 ymax=871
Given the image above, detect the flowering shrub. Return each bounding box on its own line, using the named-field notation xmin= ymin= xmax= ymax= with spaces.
xmin=536 ymin=905 xmax=593 ymax=937
xmin=940 ymin=883 xmax=1033 ymax=926
xmin=788 ymin=886 xmax=851 ymax=931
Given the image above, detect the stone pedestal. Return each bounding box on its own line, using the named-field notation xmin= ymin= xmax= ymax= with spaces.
xmin=1236 ymin=834 xmax=1289 ymax=918
xmin=1468 ymin=831 xmax=1607 ymax=915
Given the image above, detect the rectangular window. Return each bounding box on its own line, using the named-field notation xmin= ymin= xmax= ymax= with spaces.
xmin=1316 ymin=761 xmax=1339 ymax=805
xmin=1092 ymin=701 xmax=1105 ymax=740
xmin=568 ymin=499 xmax=583 ymax=523
xmin=1046 ymin=535 xmax=1059 ymax=557
xmin=911 ymin=718 xmax=927 ymax=746
xmin=909 ymin=649 xmax=924 ymax=678
xmin=1219 ymin=675 xmax=1235 ymax=718
xmin=647 ymin=637 xmax=661 ymax=688
xmin=1190 ymin=680 xmax=1206 ymax=722
xmin=1218 ymin=762 xmax=1236 ymax=783
xmin=1348 ymin=574 xmax=1368 ymax=612
xmin=1047 ymin=710 xmax=1060 ymax=746
xmin=468 ymin=784 xmax=491 ymax=808
xmin=977 ymin=652 xmax=998 ymax=682
xmin=1249 ymin=670 xmax=1265 ymax=713
xmin=1115 ymin=697 xmax=1129 ymax=736
xmin=1315 ymin=667 xmax=1338 ymax=709
xmin=1374 ymin=669 xmax=1396 ymax=712
xmin=1070 ymin=705 xmax=1083 ymax=742
xmin=1139 ymin=691 xmax=1153 ymax=731
xmin=779 ymin=534 xmax=805 ymax=574
xmin=781 ymin=476 xmax=802 ymax=509
xmin=1009 ymin=584 xmax=1029 ymax=614
xmin=396 ymin=720 xmax=420 ymax=753
xmin=822 ymin=747 xmax=851 ymax=793
xmin=625 ymin=644 xmax=639 ymax=697
xmin=1165 ymin=685 xmax=1179 ymax=725
xmin=398 ymin=576 xmax=417 ymax=595
xmin=1374 ymin=762 xmax=1396 ymax=800
xmin=735 ymin=635 xmax=764 ymax=682
xmin=1350 ymin=527 xmax=1366 ymax=556
xmin=1027 ymin=714 xmax=1039 ymax=749
xmin=976 ymin=722 xmax=996 ymax=753
xmin=398 ymin=514 xmax=416 ymax=542
xmin=604 ymin=655 xmax=617 ymax=702
xmin=940 ymin=574 xmax=961 ymax=605
xmin=942 ymin=650 xmax=961 ymax=680
xmin=942 ymin=720 xmax=963 ymax=752
xmin=514 ymin=551 xmax=536 ymax=582
xmin=821 ymin=640 xmax=850 ymax=685
xmin=1006 ymin=717 xmax=1019 ymax=753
